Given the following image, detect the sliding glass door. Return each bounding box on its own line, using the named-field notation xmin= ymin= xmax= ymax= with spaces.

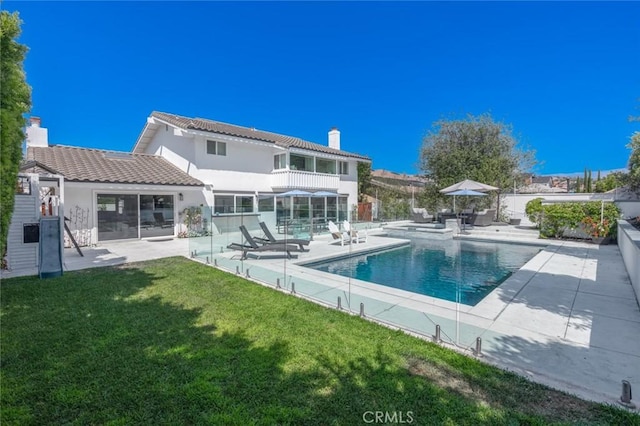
xmin=97 ymin=194 xmax=139 ymax=241
xmin=140 ymin=195 xmax=175 ymax=238
xmin=97 ymin=193 xmax=175 ymax=241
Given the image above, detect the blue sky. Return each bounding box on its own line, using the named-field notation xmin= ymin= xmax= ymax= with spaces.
xmin=6 ymin=1 xmax=639 ymax=175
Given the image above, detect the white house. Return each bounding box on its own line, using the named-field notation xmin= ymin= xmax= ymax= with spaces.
xmin=133 ymin=111 xmax=370 ymax=232
xmin=21 ymin=113 xmax=370 ymax=245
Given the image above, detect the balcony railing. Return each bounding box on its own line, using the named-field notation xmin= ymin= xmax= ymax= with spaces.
xmin=271 ymin=170 xmax=340 ymax=191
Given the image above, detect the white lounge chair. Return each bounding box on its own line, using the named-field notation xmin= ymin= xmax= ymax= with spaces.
xmin=343 ymin=220 xmax=367 ymax=244
xmin=328 ymin=221 xmax=352 ymax=246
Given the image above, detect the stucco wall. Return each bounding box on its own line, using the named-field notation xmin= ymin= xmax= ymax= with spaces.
xmin=64 ymin=184 xmax=95 ymax=246
xmin=143 ymin=124 xmax=363 ymax=219
xmin=64 ymin=182 xmax=207 ymax=244
xmin=617 ymin=221 xmax=640 ymax=305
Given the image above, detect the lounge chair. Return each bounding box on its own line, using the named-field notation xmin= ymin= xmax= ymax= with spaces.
xmin=472 ymin=209 xmax=495 ymax=227
xmin=411 ymin=208 xmax=434 ymax=223
xmin=253 ymin=221 xmax=310 ymax=251
xmin=226 ymin=225 xmax=299 ymax=260
xmin=343 ymin=220 xmax=367 ymax=243
xmin=328 ymin=221 xmax=352 ymax=246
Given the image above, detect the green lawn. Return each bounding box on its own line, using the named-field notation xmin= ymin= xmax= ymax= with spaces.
xmin=1 ymin=257 xmax=637 ymax=425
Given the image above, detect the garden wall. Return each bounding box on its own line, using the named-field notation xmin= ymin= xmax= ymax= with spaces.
xmin=503 ymin=193 xmax=640 ymax=226
xmin=617 ymin=221 xmax=640 ymax=305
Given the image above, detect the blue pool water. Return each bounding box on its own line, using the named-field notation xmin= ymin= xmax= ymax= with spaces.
xmin=307 ymin=239 xmax=541 ymax=306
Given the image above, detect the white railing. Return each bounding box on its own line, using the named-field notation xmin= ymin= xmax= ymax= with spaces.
xmin=271 ymin=170 xmax=340 ymax=190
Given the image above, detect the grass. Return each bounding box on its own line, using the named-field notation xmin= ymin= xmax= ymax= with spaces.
xmin=1 ymin=257 xmax=638 ymax=425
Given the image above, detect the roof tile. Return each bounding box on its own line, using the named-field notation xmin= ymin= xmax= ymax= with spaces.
xmin=151 ymin=111 xmax=370 ymax=161
xmin=26 ymin=146 xmax=203 ymax=187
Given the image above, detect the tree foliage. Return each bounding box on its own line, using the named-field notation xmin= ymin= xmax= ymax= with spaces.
xmin=1 ymin=11 xmax=32 ymax=258
xmin=594 ymin=172 xmax=625 ymax=193
xmin=357 ymin=162 xmax=372 ymax=202
xmin=626 ymin=131 xmax=640 ymax=191
xmin=538 ymin=202 xmax=620 ymax=240
xmin=418 ymin=114 xmax=536 ymax=209
xmin=525 ymin=198 xmax=544 ymax=228
xmin=370 ymin=184 xmax=411 ymax=221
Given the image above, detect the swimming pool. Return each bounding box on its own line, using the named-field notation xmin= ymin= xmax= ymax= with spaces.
xmin=306 ymin=238 xmax=541 ymax=306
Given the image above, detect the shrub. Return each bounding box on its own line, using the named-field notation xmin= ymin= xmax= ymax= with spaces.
xmin=539 ymin=201 xmax=620 ymax=240
xmin=525 ymin=198 xmax=544 ymax=227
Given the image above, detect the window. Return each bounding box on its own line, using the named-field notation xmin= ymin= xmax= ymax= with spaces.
xmin=207 ymin=140 xmax=227 ymax=156
xmin=237 ymin=196 xmax=254 ymax=213
xmin=16 ymin=176 xmax=31 ymax=195
xmin=214 ymin=195 xmax=234 ymax=213
xmin=316 ymin=158 xmax=336 ymax=174
xmin=273 ymin=153 xmax=286 ymax=170
xmin=339 ymin=161 xmax=349 ymax=175
xmin=258 ymin=196 xmax=275 ymax=212
xmin=290 ymin=154 xmax=314 ymax=172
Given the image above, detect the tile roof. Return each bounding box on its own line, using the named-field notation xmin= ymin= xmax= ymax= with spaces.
xmin=25 ymin=146 xmax=204 ymax=187
xmin=149 ymin=111 xmax=370 ymax=161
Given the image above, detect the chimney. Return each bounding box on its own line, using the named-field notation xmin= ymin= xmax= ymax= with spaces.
xmin=328 ymin=127 xmax=340 ymax=150
xmin=26 ymin=116 xmax=48 ymax=147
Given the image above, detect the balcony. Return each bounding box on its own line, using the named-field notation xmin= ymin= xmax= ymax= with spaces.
xmin=271 ymin=170 xmax=340 ymax=191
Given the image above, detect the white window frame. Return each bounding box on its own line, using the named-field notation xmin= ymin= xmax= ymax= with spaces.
xmin=339 ymin=161 xmax=349 ymax=175
xmin=273 ymin=153 xmax=286 ymax=170
xmin=207 ymin=140 xmax=227 ymax=156
xmin=316 ymin=157 xmax=337 ymax=175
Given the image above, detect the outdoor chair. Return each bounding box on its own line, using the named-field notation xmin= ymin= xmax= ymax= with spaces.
xmin=411 ymin=208 xmax=434 ymax=223
xmin=226 ymin=225 xmax=299 ymax=260
xmin=328 ymin=221 xmax=352 ymax=246
xmin=472 ymin=209 xmax=495 ymax=227
xmin=253 ymin=221 xmax=310 ymax=251
xmin=343 ymin=220 xmax=367 ymax=243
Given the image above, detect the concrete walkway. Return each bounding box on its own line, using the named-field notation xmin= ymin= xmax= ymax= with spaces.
xmin=8 ymin=226 xmax=640 ymax=409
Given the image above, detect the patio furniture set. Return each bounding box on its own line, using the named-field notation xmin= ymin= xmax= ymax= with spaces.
xmin=411 ymin=207 xmax=496 ymax=227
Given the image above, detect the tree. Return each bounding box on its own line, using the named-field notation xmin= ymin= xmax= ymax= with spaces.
xmin=357 ymin=162 xmax=372 ymax=202
xmin=419 ymin=114 xmax=536 ymax=209
xmin=1 ymin=11 xmax=32 ymax=259
xmin=595 ymin=171 xmax=625 ymax=193
xmin=575 ymin=177 xmax=581 ymax=193
xmin=586 ymin=169 xmax=592 ymax=193
xmin=627 ymin=131 xmax=640 ymax=191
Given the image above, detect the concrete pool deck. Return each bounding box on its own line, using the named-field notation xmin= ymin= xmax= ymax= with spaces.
xmin=25 ymin=225 xmax=640 ymax=409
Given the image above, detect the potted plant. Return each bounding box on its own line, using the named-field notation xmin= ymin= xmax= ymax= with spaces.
xmin=581 ymin=216 xmax=611 ymax=244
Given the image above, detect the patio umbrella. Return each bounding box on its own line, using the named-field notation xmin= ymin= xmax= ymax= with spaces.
xmin=277 ymin=189 xmax=313 ymax=197
xmin=439 ymin=179 xmax=498 ymax=194
xmin=445 ymin=188 xmax=487 ymax=211
xmin=312 ymin=191 xmax=338 ymax=197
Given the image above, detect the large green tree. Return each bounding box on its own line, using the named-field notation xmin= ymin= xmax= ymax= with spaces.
xmin=419 ymin=114 xmax=535 ymax=211
xmin=626 ymin=131 xmax=640 ymax=190
xmin=1 ymin=11 xmax=31 ymax=258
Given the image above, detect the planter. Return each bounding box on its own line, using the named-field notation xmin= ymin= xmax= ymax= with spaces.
xmin=590 ymin=236 xmax=611 ymax=245
xmin=509 ymin=218 xmax=521 ymax=226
